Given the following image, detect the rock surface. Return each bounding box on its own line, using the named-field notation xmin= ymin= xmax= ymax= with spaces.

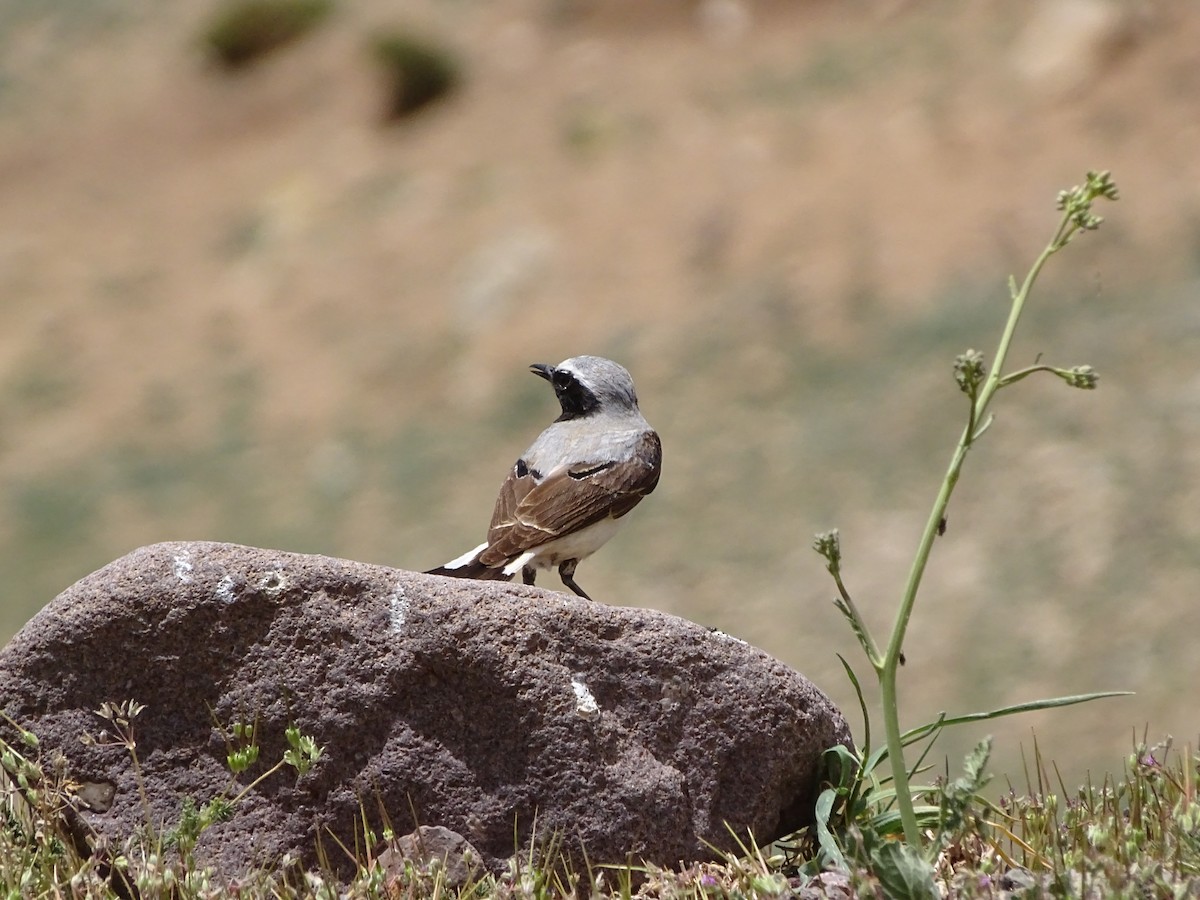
xmin=0 ymin=542 xmax=851 ymax=878
xmin=380 ymin=825 xmax=483 ymax=888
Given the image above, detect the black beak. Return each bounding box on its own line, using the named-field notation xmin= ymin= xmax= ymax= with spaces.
xmin=530 ymin=363 xmax=555 ymax=381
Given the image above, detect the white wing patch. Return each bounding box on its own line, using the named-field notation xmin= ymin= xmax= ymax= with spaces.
xmin=443 ymin=541 xmax=489 ymax=570
xmin=503 ymin=550 xmax=537 ymax=577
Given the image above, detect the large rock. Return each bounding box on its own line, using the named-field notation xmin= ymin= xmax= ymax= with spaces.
xmin=0 ymin=542 xmax=851 ymax=879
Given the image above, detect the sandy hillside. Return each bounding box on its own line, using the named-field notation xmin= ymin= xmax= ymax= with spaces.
xmin=2 ymin=0 xmax=1199 ymax=785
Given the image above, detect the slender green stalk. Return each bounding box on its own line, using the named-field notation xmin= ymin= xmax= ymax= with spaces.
xmin=881 ymin=433 xmax=972 ymax=844
xmin=818 ymin=171 xmax=1119 ymax=850
xmin=882 ymin=236 xmax=1065 ymax=844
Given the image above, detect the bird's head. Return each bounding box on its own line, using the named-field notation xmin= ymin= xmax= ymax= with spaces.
xmin=530 ymin=356 xmax=640 ymax=420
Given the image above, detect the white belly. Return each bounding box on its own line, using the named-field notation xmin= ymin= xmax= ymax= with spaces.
xmin=502 ymin=516 xmax=626 ymax=576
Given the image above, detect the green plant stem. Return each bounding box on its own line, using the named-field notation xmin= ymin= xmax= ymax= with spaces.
xmin=230 ymin=759 xmax=287 ymax=806
xmin=880 ymin=213 xmax=1079 ymax=849
xmin=975 ymin=235 xmax=1068 ymax=423
xmin=833 ymin=570 xmax=882 ymax=667
xmin=127 ymin=743 xmax=155 ymax=832
xmin=997 ymin=364 xmax=1059 ymax=388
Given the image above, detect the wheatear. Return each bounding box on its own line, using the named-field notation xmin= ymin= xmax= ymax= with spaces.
xmin=426 ymin=356 xmax=661 ymax=600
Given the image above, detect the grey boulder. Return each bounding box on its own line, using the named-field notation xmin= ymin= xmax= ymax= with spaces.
xmin=0 ymin=541 xmax=851 ymax=878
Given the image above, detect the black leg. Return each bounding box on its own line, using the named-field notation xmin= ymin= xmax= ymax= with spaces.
xmin=558 ymin=559 xmax=592 ymax=601
xmin=522 ymin=565 xmax=537 ymax=586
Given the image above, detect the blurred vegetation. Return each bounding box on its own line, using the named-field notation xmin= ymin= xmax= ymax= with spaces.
xmin=202 ymin=0 xmax=332 ymax=68
xmin=371 ymin=30 xmax=461 ymax=121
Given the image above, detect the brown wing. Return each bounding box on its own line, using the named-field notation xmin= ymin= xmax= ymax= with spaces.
xmin=478 ymin=431 xmax=661 ymax=567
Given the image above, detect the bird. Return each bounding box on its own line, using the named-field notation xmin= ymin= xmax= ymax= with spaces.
xmin=426 ymin=355 xmax=661 ymax=600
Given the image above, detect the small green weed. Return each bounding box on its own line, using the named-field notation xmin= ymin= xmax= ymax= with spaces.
xmin=810 ymin=172 xmax=1127 ymax=893
xmin=79 ymin=705 xmax=324 ymax=897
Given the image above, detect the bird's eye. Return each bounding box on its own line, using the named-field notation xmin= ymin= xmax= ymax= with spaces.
xmin=552 ymin=370 xmax=575 ymax=389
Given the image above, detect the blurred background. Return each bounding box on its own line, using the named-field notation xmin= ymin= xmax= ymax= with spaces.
xmin=1 ymin=0 xmax=1198 ymax=791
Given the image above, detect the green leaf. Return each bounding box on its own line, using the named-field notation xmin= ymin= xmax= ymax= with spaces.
xmin=823 ymin=743 xmax=862 ymax=792
xmin=869 ymin=840 xmax=939 ymax=900
xmin=958 ymin=737 xmax=992 ymax=790
xmin=900 ymin=691 xmax=1132 ymax=739
xmin=814 ymin=787 xmax=848 ymax=870
xmin=934 ymin=738 xmax=993 ymax=851
xmin=834 ymin=599 xmax=876 ymax=665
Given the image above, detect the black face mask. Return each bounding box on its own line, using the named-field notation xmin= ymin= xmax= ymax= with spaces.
xmin=552 ymin=370 xmax=601 ymax=421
